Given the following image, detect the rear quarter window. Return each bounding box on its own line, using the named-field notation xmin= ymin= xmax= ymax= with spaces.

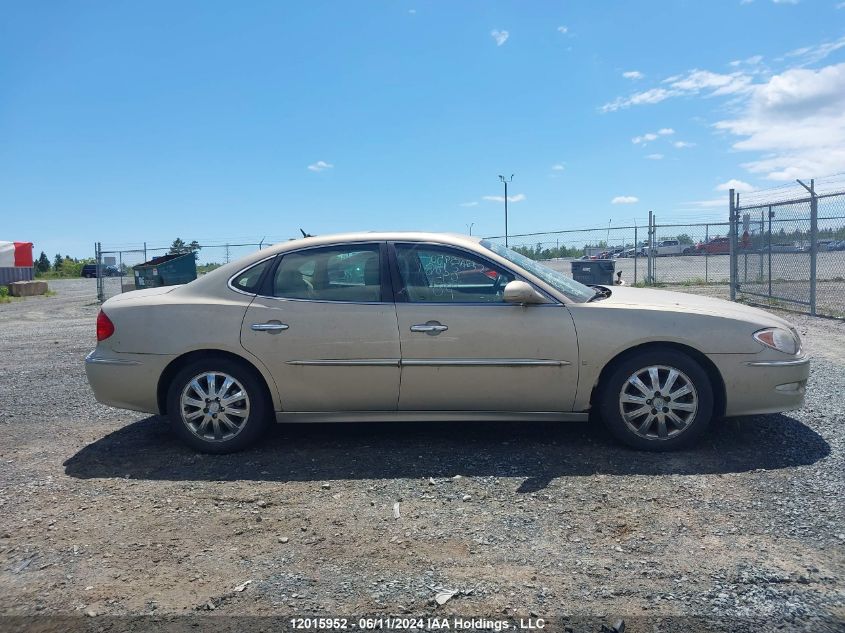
xmin=231 ymin=258 xmax=274 ymax=294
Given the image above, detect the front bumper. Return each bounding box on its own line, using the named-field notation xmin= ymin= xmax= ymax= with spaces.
xmin=85 ymin=350 xmax=175 ymax=414
xmin=708 ymin=353 xmax=810 ymax=417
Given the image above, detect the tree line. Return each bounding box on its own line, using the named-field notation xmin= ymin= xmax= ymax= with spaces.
xmin=32 ymin=238 xmax=202 ymax=278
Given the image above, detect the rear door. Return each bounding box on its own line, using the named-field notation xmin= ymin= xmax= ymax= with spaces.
xmin=390 ymin=242 xmax=580 ymax=412
xmin=240 ymin=242 xmax=400 ymax=412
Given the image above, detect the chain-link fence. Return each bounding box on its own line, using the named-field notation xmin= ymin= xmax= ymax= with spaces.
xmin=95 ymin=241 xmax=270 ymax=301
xmin=730 ymin=175 xmax=845 ymax=319
xmin=484 ymin=219 xmax=733 ymax=287
xmin=92 ymin=176 xmax=845 ymax=319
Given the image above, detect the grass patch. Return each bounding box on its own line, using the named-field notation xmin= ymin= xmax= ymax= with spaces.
xmin=0 ymin=285 xmax=57 ymax=303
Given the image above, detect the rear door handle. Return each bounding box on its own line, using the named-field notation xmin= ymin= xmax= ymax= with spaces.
xmin=410 ymin=321 xmax=448 ymax=335
xmin=251 ymin=322 xmax=289 ymax=332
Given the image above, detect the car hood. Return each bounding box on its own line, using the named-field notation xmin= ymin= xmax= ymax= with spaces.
xmin=597 ymin=285 xmax=793 ymax=329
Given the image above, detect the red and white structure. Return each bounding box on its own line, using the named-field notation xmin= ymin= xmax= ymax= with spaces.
xmin=0 ymin=241 xmax=35 ymax=285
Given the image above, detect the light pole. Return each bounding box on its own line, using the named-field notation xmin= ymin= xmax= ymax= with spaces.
xmin=499 ymin=174 xmax=513 ymax=246
xmin=466 ymin=222 xmax=474 ymax=236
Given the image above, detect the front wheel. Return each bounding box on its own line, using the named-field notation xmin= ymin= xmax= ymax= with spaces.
xmin=166 ymin=357 xmax=270 ymax=453
xmin=599 ymin=349 xmax=713 ymax=451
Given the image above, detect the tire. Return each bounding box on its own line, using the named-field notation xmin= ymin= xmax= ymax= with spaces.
xmin=166 ymin=356 xmax=271 ymax=453
xmin=599 ymin=349 xmax=713 ymax=451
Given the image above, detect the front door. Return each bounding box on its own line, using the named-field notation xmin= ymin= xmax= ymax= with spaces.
xmin=391 ymin=242 xmax=580 ymax=412
xmin=240 ymin=243 xmax=400 ymax=411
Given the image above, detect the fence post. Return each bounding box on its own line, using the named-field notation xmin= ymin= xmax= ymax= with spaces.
xmin=768 ymin=206 xmax=772 ymax=297
xmin=759 ymin=210 xmax=764 ymax=282
xmin=647 ymin=210 xmax=654 ymax=284
xmin=704 ymin=223 xmax=709 ymax=284
xmin=797 ymin=178 xmax=819 ymax=316
xmin=143 ymin=242 xmax=147 ymax=263
xmin=633 ymin=226 xmax=638 ymax=285
xmin=651 ymin=214 xmax=657 ymax=283
xmin=729 ymin=189 xmax=736 ymax=301
xmin=95 ymin=242 xmax=104 ymax=303
xmin=809 ymin=179 xmax=818 ymax=316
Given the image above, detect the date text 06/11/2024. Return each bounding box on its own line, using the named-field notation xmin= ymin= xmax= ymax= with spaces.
xmin=289 ymin=617 xmax=547 ymax=631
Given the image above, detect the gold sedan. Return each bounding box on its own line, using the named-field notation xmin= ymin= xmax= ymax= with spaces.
xmin=85 ymin=232 xmax=809 ymax=453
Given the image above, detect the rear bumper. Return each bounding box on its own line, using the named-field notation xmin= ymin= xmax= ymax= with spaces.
xmin=709 ymin=353 xmax=810 ymax=416
xmin=85 ymin=350 xmax=174 ymax=414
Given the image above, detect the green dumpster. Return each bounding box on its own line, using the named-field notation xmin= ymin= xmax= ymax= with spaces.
xmin=133 ymin=253 xmax=197 ymax=289
xmin=571 ymin=259 xmax=615 ymax=285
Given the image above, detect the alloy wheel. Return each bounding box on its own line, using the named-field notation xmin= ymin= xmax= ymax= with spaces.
xmin=618 ymin=365 xmax=698 ymax=440
xmin=180 ymin=371 xmax=251 ymax=442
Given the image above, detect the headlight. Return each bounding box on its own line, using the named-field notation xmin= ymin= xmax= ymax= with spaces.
xmin=753 ymin=327 xmax=799 ymax=355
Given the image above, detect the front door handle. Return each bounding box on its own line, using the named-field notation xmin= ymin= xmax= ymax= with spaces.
xmin=410 ymin=321 xmax=448 ymax=335
xmin=251 ymin=322 xmax=289 ymax=333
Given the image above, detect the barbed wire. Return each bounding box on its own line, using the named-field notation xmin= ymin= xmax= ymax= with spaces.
xmin=738 ymin=172 xmax=845 ymax=207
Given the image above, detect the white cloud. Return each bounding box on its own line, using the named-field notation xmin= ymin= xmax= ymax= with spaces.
xmin=491 ymin=30 xmax=509 ymax=46
xmin=837 ymin=2 xmax=845 ymax=8
xmin=714 ymin=62 xmax=845 ymax=179
xmin=645 ymin=154 xmax=664 ymax=160
xmin=483 ymin=193 xmax=526 ymax=203
xmin=772 ymin=0 xmax=798 ymax=4
xmin=665 ymin=69 xmax=754 ymax=96
xmin=602 ymin=69 xmax=753 ymax=112
xmin=716 ymin=179 xmax=756 ymax=192
xmin=632 ymin=128 xmax=675 ymax=144
xmin=673 ymin=141 xmax=696 ymax=148
xmin=601 ymin=88 xmax=676 ymax=112
xmin=622 ymin=70 xmax=643 ymax=80
xmin=307 ymin=160 xmax=334 ymax=172
xmin=408 ymin=8 xmax=416 ymax=14
xmin=784 ymin=35 xmax=845 ymax=66
xmin=557 ymin=26 xmax=569 ymax=34
xmin=632 ymin=133 xmax=658 ymax=144
xmin=611 ymin=196 xmax=639 ymax=204
xmin=459 ymin=201 xmax=478 ymax=207
xmin=551 ymin=164 xmax=566 ymax=171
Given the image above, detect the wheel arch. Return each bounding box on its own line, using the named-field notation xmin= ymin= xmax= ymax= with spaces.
xmin=157 ymin=349 xmax=277 ymax=416
xmin=590 ymin=341 xmax=726 ymax=418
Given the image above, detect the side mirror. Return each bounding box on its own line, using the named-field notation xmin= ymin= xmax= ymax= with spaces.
xmin=503 ymin=280 xmax=546 ymax=305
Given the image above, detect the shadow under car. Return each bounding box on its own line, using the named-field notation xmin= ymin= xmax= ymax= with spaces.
xmin=63 ymin=414 xmax=830 ymax=493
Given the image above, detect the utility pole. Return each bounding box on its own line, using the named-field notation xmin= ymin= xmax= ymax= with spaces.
xmin=499 ymin=174 xmax=513 ymax=246
xmin=466 ymin=222 xmax=474 ymax=236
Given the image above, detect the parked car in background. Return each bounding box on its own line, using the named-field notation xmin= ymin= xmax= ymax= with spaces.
xmin=694 ymin=237 xmax=731 ymax=255
xmin=770 ymin=243 xmax=803 ymax=253
xmin=828 ymin=240 xmax=845 ymax=251
xmin=86 ymin=231 xmax=808 ymax=454
xmin=643 ymin=239 xmax=685 ymax=257
xmin=81 ymin=264 xmax=121 ymax=278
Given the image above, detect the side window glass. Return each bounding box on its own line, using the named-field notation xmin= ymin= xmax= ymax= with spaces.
xmin=394 ymin=245 xmax=514 ymax=303
xmin=273 ymin=245 xmax=382 ymax=302
xmin=231 ymin=258 xmax=273 ymax=294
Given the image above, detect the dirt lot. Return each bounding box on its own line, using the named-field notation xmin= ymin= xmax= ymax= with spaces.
xmin=1 ymin=279 xmax=844 ymax=632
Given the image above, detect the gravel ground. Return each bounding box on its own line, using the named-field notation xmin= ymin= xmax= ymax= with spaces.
xmin=0 ymin=279 xmax=843 ymax=632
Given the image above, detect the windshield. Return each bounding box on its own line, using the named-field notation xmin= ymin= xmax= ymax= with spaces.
xmin=481 ymin=240 xmax=596 ymax=303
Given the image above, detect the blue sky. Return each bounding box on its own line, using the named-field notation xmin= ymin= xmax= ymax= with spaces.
xmin=2 ymin=1 xmax=844 ymax=260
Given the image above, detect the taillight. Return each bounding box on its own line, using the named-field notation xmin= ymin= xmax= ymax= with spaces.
xmin=96 ymin=310 xmax=115 ymax=341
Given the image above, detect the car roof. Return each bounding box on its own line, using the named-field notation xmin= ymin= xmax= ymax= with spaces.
xmin=266 ymin=231 xmax=484 ymax=252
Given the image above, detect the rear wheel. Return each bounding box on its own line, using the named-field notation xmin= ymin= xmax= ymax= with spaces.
xmin=599 ymin=349 xmax=713 ymax=451
xmin=166 ymin=357 xmax=270 ymax=453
